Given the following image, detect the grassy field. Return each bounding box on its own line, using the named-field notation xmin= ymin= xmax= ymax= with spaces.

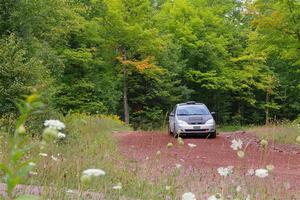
xmin=219 ymin=123 xmax=299 ymax=145
xmin=0 ymin=113 xmax=176 ymax=199
xmin=248 ymin=123 xmax=299 ymax=145
xmin=218 ymin=124 xmax=254 ymax=132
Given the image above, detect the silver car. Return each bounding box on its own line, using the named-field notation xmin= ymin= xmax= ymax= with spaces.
xmin=168 ymin=101 xmax=216 ymax=138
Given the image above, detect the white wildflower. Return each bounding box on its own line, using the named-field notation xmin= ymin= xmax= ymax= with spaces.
xmin=245 ymin=194 xmax=250 ymax=200
xmin=188 ymin=143 xmax=197 ymax=148
xmin=51 ymin=155 xmax=59 ymax=161
xmin=176 ymin=163 xmax=182 ymax=170
xmin=182 ymin=192 xmax=196 ymax=200
xmin=112 ymin=183 xmax=122 ymax=190
xmin=156 ymin=150 xmax=161 ymax=156
xmin=57 ymin=132 xmax=66 ymax=139
xmin=44 ymin=119 xmax=65 ymax=130
xmin=231 ymin=139 xmax=243 ymax=150
xmin=255 ymin=168 xmax=268 ymax=178
xmin=66 ymin=189 xmax=76 ymax=194
xmin=28 ymin=162 xmax=36 ymax=167
xmin=29 ymin=171 xmax=38 ymax=176
xmin=16 ymin=124 xmax=26 ymax=135
xmin=39 ymin=153 xmax=48 ymax=157
xmin=236 ymin=185 xmax=241 ymax=192
xmin=208 ymin=193 xmax=222 ymax=200
xmin=208 ymin=196 xmax=218 ymax=200
xmin=246 ymin=168 xmax=255 ymax=176
xmin=217 ymin=166 xmax=234 ymax=177
xmin=83 ymin=168 xmax=106 ymax=177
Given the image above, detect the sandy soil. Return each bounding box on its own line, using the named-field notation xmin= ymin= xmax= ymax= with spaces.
xmin=115 ymin=131 xmax=300 ymax=197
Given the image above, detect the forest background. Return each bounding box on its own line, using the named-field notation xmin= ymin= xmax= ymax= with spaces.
xmin=1 ymin=0 xmax=299 ymax=130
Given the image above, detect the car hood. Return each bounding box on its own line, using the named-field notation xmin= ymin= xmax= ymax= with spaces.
xmin=177 ymin=115 xmax=212 ymax=125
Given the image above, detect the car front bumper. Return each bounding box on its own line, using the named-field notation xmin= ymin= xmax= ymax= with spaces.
xmin=176 ymin=124 xmax=216 ymax=134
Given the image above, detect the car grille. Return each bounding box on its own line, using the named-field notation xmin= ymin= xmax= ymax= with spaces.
xmin=185 ymin=129 xmax=209 ymax=132
xmin=189 ymin=122 xmax=205 ymax=125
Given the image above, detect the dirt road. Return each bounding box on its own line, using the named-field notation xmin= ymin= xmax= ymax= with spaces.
xmin=115 ymin=131 xmax=300 ymax=196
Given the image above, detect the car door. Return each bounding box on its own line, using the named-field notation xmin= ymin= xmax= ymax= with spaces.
xmin=169 ymin=106 xmax=176 ymax=132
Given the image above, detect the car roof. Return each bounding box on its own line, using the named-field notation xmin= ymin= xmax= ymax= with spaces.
xmin=177 ymin=101 xmax=204 ymax=106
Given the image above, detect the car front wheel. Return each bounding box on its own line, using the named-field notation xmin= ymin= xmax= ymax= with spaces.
xmin=208 ymin=131 xmax=216 ymax=138
xmin=173 ymin=125 xmax=179 ymax=138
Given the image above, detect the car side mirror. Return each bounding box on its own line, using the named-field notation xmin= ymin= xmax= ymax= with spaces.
xmin=169 ymin=112 xmax=175 ymax=117
xmin=211 ymin=112 xmax=216 ymax=115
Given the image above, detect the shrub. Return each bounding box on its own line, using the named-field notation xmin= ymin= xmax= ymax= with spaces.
xmin=53 ymin=82 xmax=108 ymax=115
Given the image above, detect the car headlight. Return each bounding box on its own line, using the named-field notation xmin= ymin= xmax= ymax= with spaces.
xmin=205 ymin=119 xmax=215 ymax=125
xmin=177 ymin=120 xmax=188 ymax=126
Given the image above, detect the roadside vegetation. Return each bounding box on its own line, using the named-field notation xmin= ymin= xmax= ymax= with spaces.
xmin=0 ymin=96 xmax=169 ymax=199
xmin=218 ymin=125 xmax=253 ymax=133
xmin=248 ymin=123 xmax=300 ymax=145
xmin=219 ymin=121 xmax=300 ymax=145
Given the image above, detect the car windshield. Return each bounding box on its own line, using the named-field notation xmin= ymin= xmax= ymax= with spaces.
xmin=176 ymin=105 xmax=209 ymax=115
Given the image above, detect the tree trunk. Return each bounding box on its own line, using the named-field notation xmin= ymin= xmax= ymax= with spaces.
xmin=122 ymin=48 xmax=129 ymax=125
xmin=265 ymin=90 xmax=269 ymax=125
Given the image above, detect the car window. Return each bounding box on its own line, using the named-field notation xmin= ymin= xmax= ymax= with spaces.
xmin=176 ymin=105 xmax=209 ymax=115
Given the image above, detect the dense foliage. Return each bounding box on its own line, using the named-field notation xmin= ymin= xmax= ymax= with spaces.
xmin=0 ymin=0 xmax=299 ymax=129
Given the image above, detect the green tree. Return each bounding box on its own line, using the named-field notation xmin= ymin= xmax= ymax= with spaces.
xmin=0 ymin=35 xmax=48 ymax=114
xmin=246 ymin=0 xmax=300 ymax=120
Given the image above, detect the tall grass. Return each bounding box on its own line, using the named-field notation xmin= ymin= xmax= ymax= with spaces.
xmin=218 ymin=122 xmax=299 ymax=145
xmin=248 ymin=123 xmax=299 ymax=145
xmin=0 ymin=113 xmax=175 ymax=199
xmin=218 ymin=124 xmax=254 ymax=132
